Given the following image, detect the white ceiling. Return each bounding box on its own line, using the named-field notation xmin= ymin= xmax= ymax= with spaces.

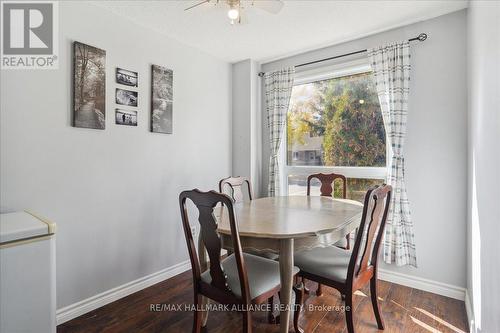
xmin=94 ymin=0 xmax=468 ymax=63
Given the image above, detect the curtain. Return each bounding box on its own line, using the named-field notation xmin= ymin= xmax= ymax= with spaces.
xmin=368 ymin=41 xmax=417 ymax=267
xmin=264 ymin=67 xmax=295 ymax=197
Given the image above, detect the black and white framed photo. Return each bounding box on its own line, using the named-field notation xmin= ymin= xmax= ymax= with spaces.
xmin=115 ymin=109 xmax=137 ymax=126
xmin=151 ymin=64 xmax=173 ymax=134
xmin=116 ymin=68 xmax=138 ymax=87
xmin=116 ymin=88 xmax=138 ymax=107
xmin=73 ymin=41 xmax=106 ymax=130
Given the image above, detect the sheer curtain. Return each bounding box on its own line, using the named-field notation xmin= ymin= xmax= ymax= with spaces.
xmin=264 ymin=67 xmax=295 ymax=197
xmin=368 ymin=41 xmax=417 ymax=267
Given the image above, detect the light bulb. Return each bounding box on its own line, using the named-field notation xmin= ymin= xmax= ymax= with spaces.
xmin=227 ymin=8 xmax=239 ymax=20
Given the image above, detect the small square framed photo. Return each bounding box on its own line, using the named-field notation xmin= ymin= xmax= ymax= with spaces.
xmin=116 ymin=88 xmax=138 ymax=107
xmin=115 ymin=109 xmax=137 ymax=126
xmin=116 ymin=68 xmax=138 ymax=87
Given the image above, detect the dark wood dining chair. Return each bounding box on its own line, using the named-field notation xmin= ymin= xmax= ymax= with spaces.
xmin=219 ymin=176 xmax=279 ymax=323
xmin=307 ymin=172 xmax=350 ymax=248
xmin=179 ymin=189 xmax=298 ymax=333
xmin=306 ymin=172 xmax=350 ymax=296
xmin=293 ymin=184 xmax=392 ymax=333
xmin=219 ymin=176 xmax=277 ymax=264
xmin=219 ymin=176 xmax=253 ymax=203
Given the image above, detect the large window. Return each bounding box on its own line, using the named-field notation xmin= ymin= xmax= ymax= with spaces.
xmin=283 ymin=62 xmax=387 ymax=202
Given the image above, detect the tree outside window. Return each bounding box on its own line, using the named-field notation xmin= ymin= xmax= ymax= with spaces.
xmin=287 ymin=72 xmax=386 ymax=201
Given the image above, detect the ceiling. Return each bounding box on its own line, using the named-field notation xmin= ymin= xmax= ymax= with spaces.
xmin=94 ymin=0 xmax=468 ymax=63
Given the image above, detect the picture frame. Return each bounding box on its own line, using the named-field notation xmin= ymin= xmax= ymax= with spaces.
xmin=116 ymin=88 xmax=138 ymax=107
xmin=115 ymin=109 xmax=137 ymax=126
xmin=151 ymin=65 xmax=173 ymax=134
xmin=116 ymin=68 xmax=138 ymax=87
xmin=73 ymin=41 xmax=106 ymax=129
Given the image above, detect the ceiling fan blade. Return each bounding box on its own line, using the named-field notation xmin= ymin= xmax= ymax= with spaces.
xmin=252 ymin=0 xmax=284 ymax=14
xmin=184 ymin=0 xmax=211 ymax=11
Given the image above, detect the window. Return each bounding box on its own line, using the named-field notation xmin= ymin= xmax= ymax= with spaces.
xmin=283 ymin=61 xmax=387 ymax=202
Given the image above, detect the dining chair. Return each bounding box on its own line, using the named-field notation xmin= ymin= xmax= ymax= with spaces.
xmin=219 ymin=176 xmax=279 ymax=323
xmin=307 ymin=172 xmax=350 ymax=248
xmin=179 ymin=189 xmax=298 ymax=333
xmin=219 ymin=176 xmax=278 ymax=259
xmin=219 ymin=176 xmax=253 ymax=203
xmin=293 ymin=184 xmax=392 ymax=333
xmin=306 ymin=172 xmax=350 ymax=296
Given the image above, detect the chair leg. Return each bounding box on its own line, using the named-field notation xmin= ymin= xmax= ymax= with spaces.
xmin=302 ymin=277 xmax=311 ymax=294
xmin=193 ymin=293 xmax=203 ymax=333
xmin=293 ymin=282 xmax=305 ymax=333
xmin=302 ymin=277 xmax=322 ymax=296
xmin=316 ymin=283 xmax=323 ymax=296
xmin=345 ymin=292 xmax=354 ymax=333
xmin=242 ymin=311 xmax=252 ymax=333
xmin=271 ymin=292 xmax=281 ymax=324
xmin=370 ymin=277 xmax=385 ymax=329
xmin=267 ymin=295 xmax=275 ymax=324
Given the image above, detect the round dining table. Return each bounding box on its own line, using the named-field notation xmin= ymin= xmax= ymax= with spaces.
xmin=198 ymin=195 xmax=363 ymax=333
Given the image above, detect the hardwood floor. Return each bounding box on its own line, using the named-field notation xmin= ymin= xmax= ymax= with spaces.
xmin=58 ymin=270 xmax=469 ymax=333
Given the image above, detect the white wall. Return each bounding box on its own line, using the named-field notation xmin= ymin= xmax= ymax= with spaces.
xmin=232 ymin=61 xmax=251 ymax=179
xmin=467 ymin=1 xmax=500 ymax=332
xmin=260 ymin=10 xmax=468 ymax=288
xmin=0 ymin=1 xmax=231 ymax=310
xmin=231 ymin=59 xmax=261 ymax=195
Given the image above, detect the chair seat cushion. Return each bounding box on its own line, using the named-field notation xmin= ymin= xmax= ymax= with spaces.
xmin=201 ymin=253 xmax=299 ymax=300
xmin=294 ymin=246 xmax=352 ymax=283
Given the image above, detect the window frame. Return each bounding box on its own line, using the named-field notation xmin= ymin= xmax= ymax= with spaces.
xmin=280 ymin=59 xmax=388 ymax=196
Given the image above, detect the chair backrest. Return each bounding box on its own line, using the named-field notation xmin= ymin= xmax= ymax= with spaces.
xmin=347 ymin=184 xmax=392 ymax=283
xmin=179 ymin=189 xmax=251 ymax=303
xmin=307 ymin=173 xmax=347 ymax=198
xmin=219 ymin=176 xmax=253 ymax=203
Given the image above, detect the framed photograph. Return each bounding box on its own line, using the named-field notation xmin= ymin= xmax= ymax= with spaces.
xmin=115 ymin=109 xmax=137 ymax=126
xmin=116 ymin=68 xmax=138 ymax=87
xmin=73 ymin=42 xmax=106 ymax=129
xmin=151 ymin=65 xmax=173 ymax=134
xmin=116 ymin=88 xmax=138 ymax=107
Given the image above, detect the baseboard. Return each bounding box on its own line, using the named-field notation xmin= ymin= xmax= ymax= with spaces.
xmin=378 ymin=268 xmax=466 ymax=301
xmin=464 ymin=289 xmax=475 ymax=333
xmin=56 ymin=261 xmax=467 ymax=325
xmin=56 ymin=260 xmax=191 ymax=325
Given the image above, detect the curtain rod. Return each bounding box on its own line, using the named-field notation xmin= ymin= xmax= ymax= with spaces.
xmin=258 ymin=33 xmax=427 ymax=77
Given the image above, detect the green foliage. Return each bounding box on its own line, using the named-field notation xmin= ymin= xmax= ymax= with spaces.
xmin=332 ymin=178 xmax=384 ymax=202
xmin=287 ymin=84 xmax=321 ymax=148
xmin=287 ymin=111 xmax=312 ymax=146
xmin=287 ymin=72 xmax=386 ymax=168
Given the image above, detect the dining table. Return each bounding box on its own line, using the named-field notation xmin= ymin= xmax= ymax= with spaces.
xmin=198 ymin=195 xmax=364 ymax=333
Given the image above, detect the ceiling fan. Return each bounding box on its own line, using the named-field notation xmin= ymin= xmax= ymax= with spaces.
xmin=184 ymin=0 xmax=284 ymax=25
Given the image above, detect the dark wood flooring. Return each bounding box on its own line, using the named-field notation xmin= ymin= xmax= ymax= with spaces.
xmin=58 ymin=270 xmax=468 ymax=333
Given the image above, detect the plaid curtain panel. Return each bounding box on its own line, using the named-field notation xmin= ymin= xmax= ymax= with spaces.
xmin=368 ymin=42 xmax=417 ymax=267
xmin=264 ymin=67 xmax=295 ymax=197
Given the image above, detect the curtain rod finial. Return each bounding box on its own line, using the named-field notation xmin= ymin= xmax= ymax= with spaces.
xmin=417 ymin=33 xmax=427 ymax=41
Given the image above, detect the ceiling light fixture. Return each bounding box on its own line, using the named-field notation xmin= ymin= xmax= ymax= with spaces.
xmin=184 ymin=0 xmax=284 ymax=25
xmin=227 ymin=7 xmax=239 ymax=24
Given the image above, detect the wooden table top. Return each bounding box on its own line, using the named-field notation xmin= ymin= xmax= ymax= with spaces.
xmin=217 ymin=196 xmax=363 ymax=239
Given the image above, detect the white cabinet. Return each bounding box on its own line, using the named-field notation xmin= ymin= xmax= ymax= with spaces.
xmin=0 ymin=212 xmax=56 ymax=333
